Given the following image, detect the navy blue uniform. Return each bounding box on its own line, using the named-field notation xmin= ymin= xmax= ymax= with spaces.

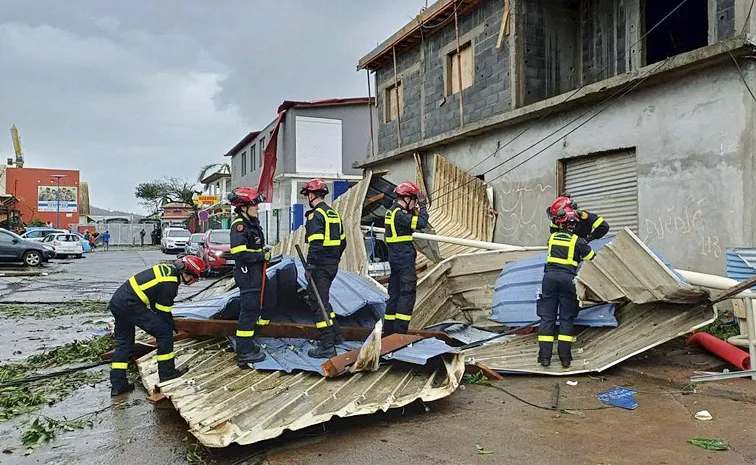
xmin=109 ymin=264 xmax=180 ymax=386
xmin=384 ymin=201 xmax=428 ymax=334
xmin=537 ymin=230 xmax=595 ymax=365
xmin=230 ymin=214 xmax=269 ymax=360
xmin=549 ymin=210 xmax=609 ymax=242
xmin=304 ymin=201 xmax=346 ymax=346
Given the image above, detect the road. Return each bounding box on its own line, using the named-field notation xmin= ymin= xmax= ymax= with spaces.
xmin=0 ymin=250 xmax=755 ymax=464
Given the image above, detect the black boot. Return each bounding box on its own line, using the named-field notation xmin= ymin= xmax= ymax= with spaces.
xmin=330 ymin=321 xmax=344 ymax=345
xmin=560 ymin=359 xmax=571 ymax=368
xmin=539 ymin=358 xmax=551 ymax=367
xmin=383 ymin=319 xmax=395 ymax=336
xmin=110 ymin=370 xmax=135 ymax=397
xmin=158 ymin=358 xmax=189 ymax=383
xmin=308 ymin=340 xmax=337 ymax=358
xmin=236 ymin=346 xmax=266 ymax=367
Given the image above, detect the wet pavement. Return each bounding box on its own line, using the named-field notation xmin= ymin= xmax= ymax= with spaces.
xmin=1 ymin=250 xmax=756 ymax=464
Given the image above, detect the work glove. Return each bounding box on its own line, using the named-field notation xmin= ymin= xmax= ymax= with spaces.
xmin=263 ymin=245 xmax=272 ymax=262
xmin=417 ymin=192 xmax=428 ymax=208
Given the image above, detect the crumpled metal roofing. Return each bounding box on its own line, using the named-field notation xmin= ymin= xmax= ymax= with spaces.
xmin=491 ymin=237 xmax=617 ymax=327
xmin=238 ymin=337 xmax=362 ymax=375
xmin=384 ymin=338 xmax=455 ymax=365
xmin=463 ymin=229 xmax=714 ymax=375
xmin=725 ymin=248 xmax=756 ymax=282
xmin=136 ymin=338 xmax=465 ymax=448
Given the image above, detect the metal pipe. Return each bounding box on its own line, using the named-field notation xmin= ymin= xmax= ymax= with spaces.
xmin=674 ymin=269 xmax=756 ymax=298
xmin=360 ymin=226 xmax=545 ymax=252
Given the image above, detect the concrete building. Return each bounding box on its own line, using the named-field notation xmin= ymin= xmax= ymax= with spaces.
xmin=226 ymin=98 xmax=376 ymax=243
xmin=356 ymin=0 xmax=756 ymax=273
xmin=5 ymin=166 xmax=80 ymax=229
xmin=197 ymin=167 xmax=232 ymax=230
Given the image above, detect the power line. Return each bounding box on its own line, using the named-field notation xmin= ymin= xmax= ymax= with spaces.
xmin=429 ymin=0 xmax=692 ymax=203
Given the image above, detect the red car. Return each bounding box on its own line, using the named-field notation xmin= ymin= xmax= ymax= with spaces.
xmin=198 ymin=229 xmax=233 ymax=276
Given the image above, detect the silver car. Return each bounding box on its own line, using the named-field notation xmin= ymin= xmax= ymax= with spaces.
xmin=184 ymin=233 xmax=204 ymax=256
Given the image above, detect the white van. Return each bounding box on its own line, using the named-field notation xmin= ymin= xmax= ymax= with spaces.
xmin=161 ymin=228 xmax=191 ymax=254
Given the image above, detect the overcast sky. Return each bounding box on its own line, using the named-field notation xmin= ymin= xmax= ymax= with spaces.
xmin=0 ymin=0 xmax=423 ymax=213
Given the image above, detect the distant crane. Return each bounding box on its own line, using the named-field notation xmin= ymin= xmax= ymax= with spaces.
xmin=10 ymin=124 xmax=25 ymax=168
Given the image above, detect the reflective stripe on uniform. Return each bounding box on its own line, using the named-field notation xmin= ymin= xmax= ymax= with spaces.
xmin=307 ymin=208 xmax=344 ymax=246
xmin=231 ymin=245 xmax=263 ymax=254
xmin=155 ymin=303 xmax=172 ymax=313
xmin=236 ymin=329 xmax=255 ymax=337
xmin=550 ymin=222 xmax=559 ymax=229
xmin=315 ymin=320 xmax=329 ymax=329
xmin=111 ymin=362 xmax=128 ymax=369
xmin=395 ymin=313 xmax=412 ymax=321
xmin=329 ymin=312 xmax=336 ymax=319
xmin=384 ymin=314 xmax=396 ymax=321
xmin=558 ymin=334 xmax=575 ymax=342
xmin=584 ymin=249 xmax=595 ymax=261
xmin=591 ymin=216 xmax=605 ymax=231
xmin=546 ymin=233 xmax=579 ymax=266
xmin=231 ymin=217 xmax=243 ymax=225
xmin=384 ymin=207 xmax=413 ymax=243
xmin=257 ymin=319 xmax=270 ymax=326
xmin=129 ymin=265 xmax=178 ymax=307
xmin=410 ymin=215 xmax=418 ymax=230
xmin=538 ymin=335 xmax=555 ymax=342
xmin=156 ymin=352 xmax=175 ymax=361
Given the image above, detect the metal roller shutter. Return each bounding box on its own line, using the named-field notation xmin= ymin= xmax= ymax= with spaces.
xmin=563 ymin=150 xmax=638 ymax=234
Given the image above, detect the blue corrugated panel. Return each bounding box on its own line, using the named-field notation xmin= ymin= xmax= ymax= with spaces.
xmin=425 ymin=323 xmax=499 ymax=344
xmin=384 ymin=338 xmax=454 ymax=365
xmin=227 ymin=337 xmax=362 ymax=375
xmin=726 ymin=248 xmax=756 ymax=283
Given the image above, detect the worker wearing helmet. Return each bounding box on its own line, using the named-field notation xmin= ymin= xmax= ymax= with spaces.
xmin=538 ymin=207 xmax=595 ymax=368
xmin=108 ymin=255 xmax=207 ymax=396
xmin=228 ymin=187 xmax=270 ymax=366
xmin=546 ymin=194 xmax=609 ymax=242
xmin=383 ymin=181 xmax=429 ymax=335
xmin=300 ymin=179 xmax=346 ymax=358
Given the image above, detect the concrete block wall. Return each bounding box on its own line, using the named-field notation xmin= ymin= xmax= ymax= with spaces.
xmin=581 ymin=0 xmax=626 ymax=86
xmin=375 ymin=0 xmax=510 ymax=153
xmin=717 ymin=0 xmax=736 ymax=39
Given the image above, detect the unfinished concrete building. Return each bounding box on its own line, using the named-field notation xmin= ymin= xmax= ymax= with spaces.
xmin=356 ymin=0 xmax=756 ymax=274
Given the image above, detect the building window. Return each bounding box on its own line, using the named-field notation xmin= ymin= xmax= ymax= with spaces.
xmin=251 ymin=145 xmax=256 ymax=171
xmin=385 ymin=81 xmax=403 ymax=123
xmin=260 ymin=136 xmax=266 ymax=154
xmin=241 ymin=150 xmax=247 ymax=176
xmin=644 ymin=0 xmax=708 ymax=65
xmin=447 ymin=42 xmax=473 ymax=95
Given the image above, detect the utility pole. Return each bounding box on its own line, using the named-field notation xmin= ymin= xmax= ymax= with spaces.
xmin=50 ymin=174 xmax=67 ymax=228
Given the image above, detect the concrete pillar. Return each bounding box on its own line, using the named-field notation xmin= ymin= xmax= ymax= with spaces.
xmin=735 ymin=0 xmax=756 ymax=36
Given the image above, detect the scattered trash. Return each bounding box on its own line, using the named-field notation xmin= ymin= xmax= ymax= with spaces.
xmin=688 ymin=437 xmax=729 ymax=451
xmin=475 ymin=444 xmax=493 ymax=455
xmin=596 ymin=387 xmax=638 ymax=410
xmin=566 ymin=380 xmax=578 ymax=386
xmin=694 ymin=410 xmax=713 ymax=421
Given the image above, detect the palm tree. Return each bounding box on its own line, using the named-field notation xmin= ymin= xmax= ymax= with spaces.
xmin=197 ymin=163 xmax=231 ymax=183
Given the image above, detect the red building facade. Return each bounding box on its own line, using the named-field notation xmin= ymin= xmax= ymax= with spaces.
xmin=6 ymin=166 xmax=81 ymax=229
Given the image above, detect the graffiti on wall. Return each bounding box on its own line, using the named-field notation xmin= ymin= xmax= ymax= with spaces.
xmin=495 ymin=174 xmax=554 ymax=242
xmin=642 ymin=197 xmax=722 ymax=258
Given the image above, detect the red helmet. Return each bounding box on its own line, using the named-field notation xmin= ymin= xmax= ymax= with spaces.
xmin=547 ymin=195 xmax=578 ymax=217
xmin=554 ymin=207 xmax=578 ymax=225
xmin=300 ymin=179 xmax=329 ymax=197
xmin=176 ymin=255 xmax=207 ymax=278
xmin=394 ymin=181 xmax=420 ymax=198
xmin=228 ymin=187 xmax=264 ymax=207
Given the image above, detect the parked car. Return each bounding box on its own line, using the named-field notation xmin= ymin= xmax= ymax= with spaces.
xmin=161 ymin=227 xmax=191 ymax=254
xmin=72 ymin=232 xmax=92 ymax=253
xmin=185 ymin=233 xmax=204 ymax=256
xmin=0 ymin=228 xmax=53 ymax=267
xmin=21 ymin=228 xmax=67 ymax=242
xmin=41 ymin=233 xmax=84 ymax=259
xmin=198 ymin=229 xmax=232 ymax=276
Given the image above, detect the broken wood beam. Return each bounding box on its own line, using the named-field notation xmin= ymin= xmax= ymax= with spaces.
xmin=172 ymin=318 xmax=453 ymax=344
xmin=711 ymin=275 xmax=756 ymax=304
xmin=322 ymin=333 xmax=424 ymax=378
xmin=464 ymin=363 xmax=505 ymax=381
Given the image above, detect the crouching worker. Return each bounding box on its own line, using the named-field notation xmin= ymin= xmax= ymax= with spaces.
xmin=109 ymin=255 xmax=207 ymax=396
xmin=538 ymin=208 xmax=595 ymax=369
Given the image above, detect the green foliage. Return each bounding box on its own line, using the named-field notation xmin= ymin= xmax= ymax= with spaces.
xmin=688 ymin=437 xmax=729 ymax=451
xmin=28 ymin=218 xmax=45 ymax=227
xmin=22 ymin=416 xmax=94 ymax=454
xmin=26 ymin=335 xmax=115 ymax=368
xmin=463 ymin=372 xmax=493 ymax=386
xmin=184 ymin=436 xmax=214 ymax=464
xmin=135 ymin=177 xmax=200 ymax=215
xmin=197 ymin=163 xmax=230 ymax=183
xmin=0 ymin=302 xmax=109 ymax=319
xmin=700 ymin=316 xmax=741 ymax=341
xmin=475 ymin=444 xmax=494 ymax=455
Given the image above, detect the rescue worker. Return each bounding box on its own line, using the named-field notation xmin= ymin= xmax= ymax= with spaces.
xmin=300 ymin=179 xmax=346 ymax=358
xmin=538 ymin=208 xmax=595 ymax=368
xmin=228 ymin=187 xmax=270 ymax=366
xmin=547 ymin=194 xmax=609 ymax=242
xmin=109 ymin=255 xmax=207 ymax=396
xmin=383 ymin=181 xmax=428 ymax=335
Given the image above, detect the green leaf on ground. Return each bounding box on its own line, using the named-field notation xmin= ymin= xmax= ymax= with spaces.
xmin=463 ymin=372 xmax=493 ymax=386
xmin=475 ymin=444 xmax=493 ymax=455
xmin=688 ymin=437 xmax=729 ymax=451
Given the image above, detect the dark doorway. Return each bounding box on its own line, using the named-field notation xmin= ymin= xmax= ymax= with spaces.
xmin=645 ymin=0 xmax=708 ymax=65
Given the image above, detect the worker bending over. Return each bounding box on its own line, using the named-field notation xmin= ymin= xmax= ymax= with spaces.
xmin=538 ymin=208 xmax=595 ymax=368
xmin=383 ymin=182 xmax=428 ymax=335
xmin=547 ymin=194 xmax=609 ymax=242
xmin=109 ymin=255 xmax=207 ymax=396
xmin=301 ymin=179 xmax=347 ymax=358
xmin=229 ymin=187 xmax=271 ymax=366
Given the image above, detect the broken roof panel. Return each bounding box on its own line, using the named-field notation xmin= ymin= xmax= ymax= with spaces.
xmin=242 ymin=338 xmax=362 ymax=375
xmin=385 ymin=338 xmax=455 ymax=365
xmin=726 ymin=248 xmax=756 ymax=282
xmin=136 ymin=338 xmax=465 ymax=448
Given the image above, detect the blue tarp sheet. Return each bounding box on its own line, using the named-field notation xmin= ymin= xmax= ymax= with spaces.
xmin=384 ymin=338 xmax=455 ymax=365
xmin=227 ymin=337 xmax=363 ymax=375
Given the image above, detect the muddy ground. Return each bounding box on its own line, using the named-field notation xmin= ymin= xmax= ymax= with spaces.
xmin=1 ymin=250 xmax=755 ymax=465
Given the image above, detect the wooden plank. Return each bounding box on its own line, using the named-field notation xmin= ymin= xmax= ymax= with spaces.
xmin=322 ymin=334 xmax=424 ymax=378
xmin=496 ymin=0 xmax=511 ymax=49
xmin=464 ymin=363 xmax=505 ymax=381
xmin=711 ymin=276 xmax=756 ymax=304
xmin=172 ymin=318 xmax=453 ymax=343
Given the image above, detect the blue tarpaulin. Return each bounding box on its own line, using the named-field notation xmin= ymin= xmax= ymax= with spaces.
xmin=227 ymin=337 xmax=363 ymax=375
xmin=597 ymin=387 xmax=638 ymax=410
xmin=385 ymin=338 xmax=455 ymax=365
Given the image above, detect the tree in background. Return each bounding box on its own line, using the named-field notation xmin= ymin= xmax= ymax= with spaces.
xmin=197 ymin=163 xmax=231 ymax=183
xmin=134 ymin=177 xmax=200 ymax=217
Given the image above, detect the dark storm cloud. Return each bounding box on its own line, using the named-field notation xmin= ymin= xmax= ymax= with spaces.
xmin=0 ymin=0 xmax=423 ymax=212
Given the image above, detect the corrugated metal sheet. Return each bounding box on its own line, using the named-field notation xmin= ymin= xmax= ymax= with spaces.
xmin=384 ymin=338 xmax=455 ymax=365
xmin=726 ymin=248 xmax=756 ymax=282
xmin=491 ymin=237 xmax=617 ymax=327
xmin=136 ymin=338 xmax=465 ymax=448
xmin=410 ymin=249 xmax=540 ymax=330
xmin=575 ymin=228 xmax=709 ymax=305
xmin=465 ymin=302 xmax=715 ymax=375
xmin=564 ymin=150 xmax=638 ymax=234
xmin=273 ymin=170 xmax=373 ymax=276
xmin=425 ymin=323 xmax=500 ymax=344
xmin=243 ymin=338 xmax=363 ymax=375
xmin=415 ymin=154 xmax=496 ymax=269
